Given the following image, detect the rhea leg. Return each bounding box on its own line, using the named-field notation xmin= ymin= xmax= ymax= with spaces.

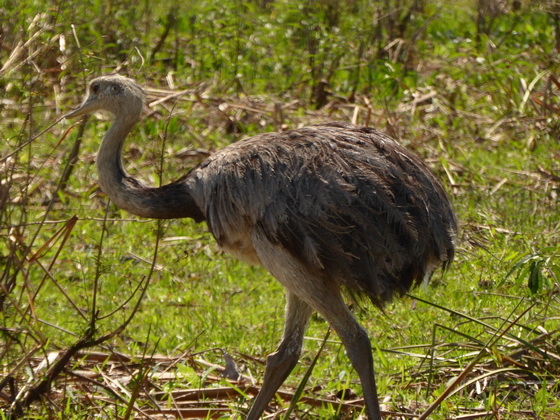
xmin=312 ymin=294 xmax=382 ymax=420
xmin=250 ymin=233 xmax=381 ymax=418
xmin=246 ymin=292 xmax=313 ymax=420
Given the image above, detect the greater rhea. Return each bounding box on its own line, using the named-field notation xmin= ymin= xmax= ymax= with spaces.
xmin=65 ymin=75 xmax=457 ymax=419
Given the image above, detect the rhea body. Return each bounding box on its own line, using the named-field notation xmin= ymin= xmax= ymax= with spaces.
xmin=66 ymin=75 xmax=457 ymax=419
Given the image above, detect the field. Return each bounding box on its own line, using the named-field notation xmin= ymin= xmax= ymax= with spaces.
xmin=1 ymin=0 xmax=559 ymax=418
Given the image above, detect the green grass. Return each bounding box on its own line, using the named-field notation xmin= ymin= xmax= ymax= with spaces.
xmin=1 ymin=0 xmax=559 ymax=418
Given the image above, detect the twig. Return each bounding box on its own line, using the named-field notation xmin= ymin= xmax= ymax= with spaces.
xmin=59 ymin=116 xmax=88 ymax=192
xmin=418 ymin=300 xmax=536 ymax=419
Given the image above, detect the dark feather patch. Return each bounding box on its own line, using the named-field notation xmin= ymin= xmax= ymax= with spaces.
xmin=190 ymin=122 xmax=458 ymax=307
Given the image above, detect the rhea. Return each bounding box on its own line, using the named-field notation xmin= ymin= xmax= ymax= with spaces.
xmin=65 ymin=75 xmax=457 ymax=419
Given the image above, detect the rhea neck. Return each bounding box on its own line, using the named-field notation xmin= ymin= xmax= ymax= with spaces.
xmin=96 ymin=111 xmax=205 ymax=222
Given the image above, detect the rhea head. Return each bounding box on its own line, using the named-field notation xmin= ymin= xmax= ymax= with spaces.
xmin=65 ymin=75 xmax=145 ymax=123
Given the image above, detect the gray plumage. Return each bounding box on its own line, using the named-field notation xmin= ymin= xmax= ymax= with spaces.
xmin=66 ymin=75 xmax=458 ymax=420
xmin=189 ymin=123 xmax=455 ymax=306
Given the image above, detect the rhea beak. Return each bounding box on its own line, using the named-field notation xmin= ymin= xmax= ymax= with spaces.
xmin=64 ymin=96 xmax=97 ymax=119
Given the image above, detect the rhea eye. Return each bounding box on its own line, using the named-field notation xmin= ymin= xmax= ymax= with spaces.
xmin=91 ymin=83 xmax=100 ymax=94
xmin=110 ymin=84 xmax=120 ymax=94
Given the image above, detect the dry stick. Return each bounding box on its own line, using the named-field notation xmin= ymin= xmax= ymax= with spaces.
xmin=59 ymin=116 xmax=88 ymax=192
xmin=14 ymin=104 xmax=163 ymax=415
xmin=10 ymin=334 xmax=95 ymax=415
xmin=425 ymin=321 xmax=489 ymax=398
xmin=9 ymin=217 xmax=154 ymax=227
xmin=150 ymin=10 xmax=176 ymax=63
xmin=32 ymin=259 xmax=87 ymax=322
xmin=96 ymin=277 xmax=150 ymax=320
xmin=27 ymin=216 xmax=88 ymax=322
xmin=0 ymin=121 xmax=80 ymax=327
xmin=122 ymin=327 xmax=157 ymax=420
xmin=12 ymin=253 xmax=156 ymax=416
xmin=90 ymin=200 xmax=110 ymax=331
xmin=27 ymin=216 xmax=78 ymax=264
xmin=418 ymin=300 xmax=536 ymax=420
xmin=4 ymin=125 xmax=94 ymax=392
xmin=3 ymin=257 xmax=48 ymax=344
xmin=0 ymin=344 xmax=43 ymax=406
xmin=11 ymin=207 xmax=160 ymax=416
xmin=37 ymin=318 xmax=77 ymax=336
xmin=411 ymin=294 xmax=547 ymax=358
xmin=2 ymin=107 xmax=78 ymax=316
xmin=0 ymin=115 xmax=71 ymax=164
xmin=0 ymin=30 xmax=55 ymax=78
xmin=148 ymin=90 xmax=191 ymax=108
xmin=426 ymin=322 xmax=438 ymax=399
xmin=68 ymin=369 xmax=136 ymax=408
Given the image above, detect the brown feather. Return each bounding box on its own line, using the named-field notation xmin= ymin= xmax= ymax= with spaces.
xmin=188 ymin=122 xmax=457 ymax=307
